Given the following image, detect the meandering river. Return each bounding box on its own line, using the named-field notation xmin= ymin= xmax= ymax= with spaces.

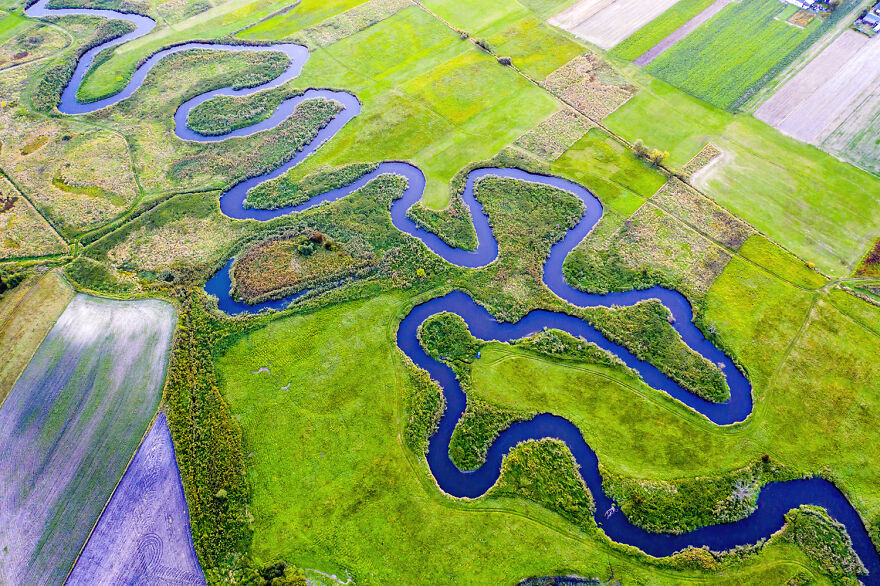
xmin=26 ymin=1 xmax=877 ymax=580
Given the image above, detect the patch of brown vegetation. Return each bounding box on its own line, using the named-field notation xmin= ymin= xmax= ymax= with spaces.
xmin=0 ymin=195 xmax=17 ymax=213
xmin=233 ymin=232 xmax=375 ymax=302
xmin=679 ymin=143 xmax=722 ymax=181
xmin=788 ymin=9 xmax=814 ymax=28
xmin=855 ymin=239 xmax=880 ymax=277
xmin=512 ymin=108 xmax=595 ymax=161
xmin=107 ymin=217 xmax=242 ymax=272
xmin=0 ymin=176 xmax=66 ymax=259
xmin=651 ymin=178 xmax=753 ymax=250
xmin=541 ymin=53 xmax=637 ymax=120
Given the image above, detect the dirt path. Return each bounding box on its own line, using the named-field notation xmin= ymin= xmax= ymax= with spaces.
xmin=634 ymin=0 xmax=738 ymax=66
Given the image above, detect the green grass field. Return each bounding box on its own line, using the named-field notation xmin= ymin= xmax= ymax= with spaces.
xmin=645 ymin=0 xmax=821 ymax=109
xmin=215 ymin=291 xmax=854 ymax=584
xmin=0 ymin=10 xmax=30 ymax=44
xmin=604 ymin=78 xmax=880 ymax=276
xmin=238 ymin=0 xmax=367 ymax=39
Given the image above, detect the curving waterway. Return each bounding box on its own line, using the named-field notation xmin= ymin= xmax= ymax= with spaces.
xmin=26 ymin=1 xmax=878 ymax=580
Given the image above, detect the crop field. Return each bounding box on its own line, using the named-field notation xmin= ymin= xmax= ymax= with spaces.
xmin=0 ymin=269 xmax=73 ymax=403
xmin=548 ymin=0 xmax=683 ymax=50
xmin=605 ymin=80 xmax=880 ymax=275
xmin=0 ymin=295 xmax=175 ymax=585
xmin=609 ymin=0 xmax=718 ymax=61
xmin=645 ymin=0 xmax=824 ymax=109
xmin=3 ymin=0 xmax=880 ymax=583
xmin=755 ymin=31 xmax=880 ymax=156
xmin=67 ymin=413 xmax=204 ymax=586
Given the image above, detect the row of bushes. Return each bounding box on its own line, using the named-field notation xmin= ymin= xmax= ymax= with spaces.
xmin=162 ymin=293 xmax=253 ymax=582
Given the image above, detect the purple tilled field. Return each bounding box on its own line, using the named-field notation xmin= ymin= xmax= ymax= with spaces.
xmin=67 ymin=413 xmax=204 ymax=585
xmin=0 ymin=295 xmax=175 ymax=585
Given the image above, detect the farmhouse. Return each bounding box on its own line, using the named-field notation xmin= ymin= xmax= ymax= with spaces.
xmin=862 ymin=2 xmax=880 ymax=31
xmin=783 ymin=0 xmax=818 ymax=9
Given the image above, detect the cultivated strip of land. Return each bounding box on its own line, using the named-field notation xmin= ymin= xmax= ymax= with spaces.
xmin=0 ymin=270 xmax=73 ymax=404
xmin=756 ymin=31 xmax=880 ymax=144
xmin=67 ymin=414 xmax=204 ymax=586
xmin=634 ymin=0 xmax=737 ymax=66
xmin=550 ymin=0 xmax=682 ymax=50
xmin=0 ymin=295 xmax=175 ymax=585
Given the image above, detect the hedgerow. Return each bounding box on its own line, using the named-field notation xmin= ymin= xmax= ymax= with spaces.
xmin=163 ymin=293 xmax=252 ymax=581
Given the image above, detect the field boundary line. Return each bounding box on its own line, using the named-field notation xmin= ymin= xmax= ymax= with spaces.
xmin=0 ymin=13 xmax=76 ymax=73
xmin=642 ymin=194 xmax=822 ymax=294
xmin=0 ymin=269 xmax=73 ymax=409
xmin=411 ymin=0 xmax=838 ymax=286
xmin=826 ymin=292 xmax=880 ymax=340
xmin=762 ymin=293 xmax=818 ymax=400
xmin=0 ymin=166 xmax=70 ymax=245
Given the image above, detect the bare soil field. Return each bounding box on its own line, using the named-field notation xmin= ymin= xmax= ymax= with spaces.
xmin=755 ymin=31 xmax=880 ymax=144
xmin=67 ymin=414 xmax=204 ymax=586
xmin=819 ymin=61 xmax=880 ymax=175
xmin=550 ymin=0 xmax=682 ymax=49
xmin=0 ymin=295 xmax=175 ymax=585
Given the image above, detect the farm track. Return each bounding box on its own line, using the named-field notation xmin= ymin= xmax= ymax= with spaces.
xmin=21 ymin=0 xmax=880 ymax=582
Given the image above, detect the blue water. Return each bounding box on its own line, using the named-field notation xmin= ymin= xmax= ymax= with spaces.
xmin=26 ymin=0 xmax=878 ymax=579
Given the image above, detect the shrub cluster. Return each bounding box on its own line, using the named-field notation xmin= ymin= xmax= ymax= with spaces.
xmin=244 ymin=162 xmax=377 ymax=210
xmin=781 ymin=505 xmax=866 ymax=582
xmin=585 ymin=300 xmax=730 ymax=402
xmin=515 ymin=329 xmax=628 ymax=370
xmin=490 ymin=439 xmax=595 ymax=530
xmin=403 ymin=359 xmax=445 ymax=455
xmin=162 ymin=293 xmax=252 ymax=581
xmin=602 ymin=456 xmax=797 ymax=534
